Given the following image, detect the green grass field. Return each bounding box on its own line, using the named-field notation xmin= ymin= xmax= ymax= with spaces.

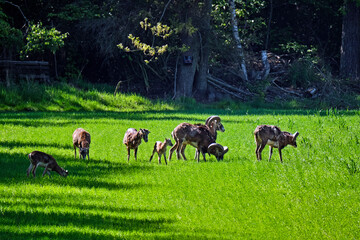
xmin=0 ymin=110 xmax=359 ymax=239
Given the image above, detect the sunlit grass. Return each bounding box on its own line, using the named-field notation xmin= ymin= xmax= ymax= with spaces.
xmin=0 ymin=110 xmax=359 ymax=239
xmin=0 ymin=82 xmax=177 ymax=112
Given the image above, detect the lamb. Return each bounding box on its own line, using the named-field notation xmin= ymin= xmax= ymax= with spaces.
xmin=72 ymin=128 xmax=91 ymax=160
xmin=254 ymin=125 xmax=299 ymax=163
xmin=207 ymin=143 xmax=229 ymax=161
xmin=27 ymin=151 xmax=68 ymax=178
xmin=168 ymin=116 xmax=222 ymax=162
xmin=123 ymin=128 xmax=150 ymax=162
xmin=149 ymin=138 xmax=173 ymax=164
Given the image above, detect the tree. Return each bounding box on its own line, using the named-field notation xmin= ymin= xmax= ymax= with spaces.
xmin=0 ymin=4 xmax=24 ymax=59
xmin=340 ymin=0 xmax=360 ymax=80
xmin=21 ymin=22 xmax=68 ymax=78
xmin=228 ymin=0 xmax=248 ymax=82
xmin=172 ymin=0 xmax=213 ymax=99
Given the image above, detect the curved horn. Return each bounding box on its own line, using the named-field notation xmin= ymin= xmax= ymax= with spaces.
xmin=205 ymin=116 xmax=221 ymax=127
xmin=208 ymin=143 xmax=224 ymax=156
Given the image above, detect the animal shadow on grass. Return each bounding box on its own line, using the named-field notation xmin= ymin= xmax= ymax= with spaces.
xmin=0 ymin=204 xmax=174 ymax=239
xmin=64 ymin=158 xmax=154 ymax=190
xmin=0 ymin=200 xmax=225 ymax=240
xmin=0 ymin=140 xmax=69 ymax=150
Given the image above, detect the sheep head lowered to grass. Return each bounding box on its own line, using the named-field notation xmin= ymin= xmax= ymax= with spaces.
xmin=208 ymin=143 xmax=229 ymax=161
xmin=169 ymin=116 xmax=224 ymax=162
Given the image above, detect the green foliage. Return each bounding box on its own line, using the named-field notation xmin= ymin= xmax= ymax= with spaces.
xmin=287 ymin=59 xmax=321 ymax=88
xmin=21 ymin=22 xmax=68 ymax=58
xmin=0 ymin=7 xmax=23 ymax=50
xmin=0 ymin=110 xmax=359 ymax=239
xmin=118 ymin=18 xmax=172 ymax=63
xmin=48 ymin=1 xmax=101 ymax=21
xmin=212 ymin=0 xmax=267 ymax=49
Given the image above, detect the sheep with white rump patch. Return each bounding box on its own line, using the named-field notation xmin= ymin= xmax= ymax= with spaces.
xmin=254 ymin=125 xmax=299 ymax=163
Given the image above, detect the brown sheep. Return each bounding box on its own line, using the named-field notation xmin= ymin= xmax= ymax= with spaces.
xmin=27 ymin=151 xmax=68 ymax=178
xmin=149 ymin=138 xmax=173 ymax=165
xmin=254 ymin=125 xmax=299 ymax=163
xmin=72 ymin=128 xmax=91 ymax=160
xmin=123 ymin=128 xmax=150 ymax=162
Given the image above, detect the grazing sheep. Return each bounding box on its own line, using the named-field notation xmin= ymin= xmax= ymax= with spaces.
xmin=254 ymin=125 xmax=299 ymax=162
xmin=149 ymin=138 xmax=173 ymax=164
xmin=180 ymin=116 xmax=225 ymax=160
xmin=72 ymin=128 xmax=91 ymax=160
xmin=207 ymin=143 xmax=229 ymax=161
xmin=169 ymin=116 xmax=222 ymax=162
xmin=27 ymin=151 xmax=68 ymax=178
xmin=123 ymin=128 xmax=150 ymax=162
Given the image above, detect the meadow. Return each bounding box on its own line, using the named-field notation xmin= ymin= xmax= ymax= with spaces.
xmin=0 ymin=109 xmax=359 ymax=239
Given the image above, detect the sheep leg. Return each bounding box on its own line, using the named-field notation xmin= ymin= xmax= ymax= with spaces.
xmin=163 ymin=153 xmax=168 ymax=165
xmin=42 ymin=166 xmax=49 ymax=177
xmin=134 ymin=147 xmax=138 ymax=161
xmin=27 ymin=164 xmax=33 ymax=177
xmin=255 ymin=144 xmax=260 ymax=160
xmin=176 ymin=143 xmax=182 ymax=160
xmin=127 ymin=148 xmax=130 ymax=162
xmin=258 ymin=143 xmax=266 ymax=161
xmin=194 ymin=149 xmax=199 ymax=160
xmin=180 ymin=143 xmax=187 ymax=160
xmin=168 ymin=142 xmax=178 ymax=161
xmin=278 ymin=148 xmax=283 ymax=163
xmin=269 ymin=146 xmax=273 ymax=161
xmin=158 ymin=154 xmax=161 ymax=164
xmin=32 ymin=164 xmax=39 ymax=177
xmin=200 ymin=150 xmax=206 ymax=163
xmin=74 ymin=144 xmax=77 ymax=159
xmin=149 ymin=150 xmax=156 ymax=162
xmin=255 ymin=142 xmax=261 ymax=160
xmin=180 ymin=144 xmax=188 ymax=159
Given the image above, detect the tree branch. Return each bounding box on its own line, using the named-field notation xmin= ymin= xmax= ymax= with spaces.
xmin=4 ymin=1 xmax=29 ymax=28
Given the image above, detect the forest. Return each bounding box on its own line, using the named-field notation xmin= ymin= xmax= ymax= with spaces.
xmin=0 ymin=0 xmax=359 ymax=107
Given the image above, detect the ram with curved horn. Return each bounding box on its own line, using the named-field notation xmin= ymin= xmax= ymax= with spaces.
xmin=169 ymin=116 xmax=223 ymax=162
xmin=207 ymin=143 xmax=229 ymax=161
xmin=180 ymin=115 xmax=225 ymax=160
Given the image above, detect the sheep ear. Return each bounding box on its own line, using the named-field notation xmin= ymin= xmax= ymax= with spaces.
xmin=293 ymin=132 xmax=299 ymax=139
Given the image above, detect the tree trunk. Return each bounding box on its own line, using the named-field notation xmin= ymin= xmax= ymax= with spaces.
xmin=194 ymin=0 xmax=213 ymax=100
xmin=340 ymin=0 xmax=360 ymax=80
xmin=176 ymin=33 xmax=200 ymax=98
xmin=228 ymin=0 xmax=248 ymax=82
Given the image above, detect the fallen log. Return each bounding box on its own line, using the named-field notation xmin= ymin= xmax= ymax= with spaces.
xmin=207 ymin=75 xmax=253 ymax=96
xmin=208 ymin=80 xmax=246 ymax=100
xmin=271 ymin=79 xmax=303 ymax=97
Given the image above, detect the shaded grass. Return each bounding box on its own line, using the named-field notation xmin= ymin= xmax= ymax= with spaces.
xmin=0 ymin=110 xmax=359 ymax=239
xmin=1 ymin=82 xmax=359 ymax=112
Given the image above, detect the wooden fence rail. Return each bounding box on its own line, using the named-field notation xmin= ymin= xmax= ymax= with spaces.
xmin=0 ymin=60 xmax=50 ymax=86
